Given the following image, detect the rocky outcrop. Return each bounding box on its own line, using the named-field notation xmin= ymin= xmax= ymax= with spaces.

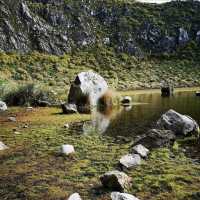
xmin=111 ymin=192 xmax=140 ymax=200
xmin=0 ymin=1 xmax=199 ymax=55
xmin=100 ymin=170 xmax=132 ymax=192
xmin=67 ymin=71 xmax=109 ymax=112
xmin=0 ymin=101 xmax=7 ymax=111
xmin=134 ymin=129 xmax=176 ymax=149
xmin=157 ymin=109 xmax=199 ymax=136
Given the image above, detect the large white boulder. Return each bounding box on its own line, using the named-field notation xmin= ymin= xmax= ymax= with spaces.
xmin=0 ymin=101 xmax=7 ymax=111
xmin=68 ymin=71 xmax=109 ymax=112
xmin=111 ymin=192 xmax=140 ymax=200
xmin=157 ymin=109 xmax=199 ymax=136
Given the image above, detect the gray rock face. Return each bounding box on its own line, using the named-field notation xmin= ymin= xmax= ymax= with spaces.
xmin=68 ymin=71 xmax=108 ymax=112
xmin=178 ymin=28 xmax=189 ymax=46
xmin=132 ymin=144 xmax=149 ymax=158
xmin=119 ymin=154 xmax=141 ymax=169
xmin=0 ymin=141 xmax=8 ymax=151
xmin=111 ymin=192 xmax=140 ymax=200
xmin=100 ymin=170 xmax=132 ymax=192
xmin=68 ymin=193 xmax=82 ymax=200
xmin=0 ymin=101 xmax=7 ymax=111
xmin=157 ymin=109 xmax=199 ymax=135
xmin=134 ymin=129 xmax=176 ymax=149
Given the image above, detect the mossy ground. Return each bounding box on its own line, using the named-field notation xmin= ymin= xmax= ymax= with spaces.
xmin=0 ymin=107 xmax=200 ymax=200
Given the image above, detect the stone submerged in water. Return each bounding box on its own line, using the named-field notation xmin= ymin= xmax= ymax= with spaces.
xmin=119 ymin=154 xmax=141 ymax=169
xmin=157 ymin=109 xmax=199 ymax=136
xmin=100 ymin=170 xmax=132 ymax=192
xmin=61 ymin=145 xmax=75 ymax=155
xmin=0 ymin=141 xmax=9 ymax=151
xmin=0 ymin=101 xmax=7 ymax=111
xmin=61 ymin=103 xmax=77 ymax=114
xmin=132 ymin=144 xmax=149 ymax=158
xmin=134 ymin=129 xmax=176 ymax=149
xmin=111 ymin=192 xmax=140 ymax=200
xmin=68 ymin=193 xmax=82 ymax=200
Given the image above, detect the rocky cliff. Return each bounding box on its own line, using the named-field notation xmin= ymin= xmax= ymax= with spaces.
xmin=0 ymin=0 xmax=200 ymax=56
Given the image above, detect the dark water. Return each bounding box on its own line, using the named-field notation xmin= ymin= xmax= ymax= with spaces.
xmin=82 ymin=91 xmax=200 ymax=138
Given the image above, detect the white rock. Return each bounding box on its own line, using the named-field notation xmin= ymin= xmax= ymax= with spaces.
xmin=0 ymin=101 xmax=7 ymax=111
xmin=61 ymin=144 xmax=75 ymax=155
xmin=111 ymin=192 xmax=140 ymax=200
xmin=132 ymin=144 xmax=149 ymax=158
xmin=119 ymin=154 xmax=141 ymax=169
xmin=121 ymin=96 xmax=132 ymax=105
xmin=68 ymin=193 xmax=82 ymax=200
xmin=0 ymin=141 xmax=8 ymax=151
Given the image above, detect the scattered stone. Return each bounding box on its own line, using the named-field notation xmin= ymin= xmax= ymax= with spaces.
xmin=8 ymin=117 xmax=16 ymax=122
xmin=111 ymin=192 xmax=140 ymax=200
xmin=121 ymin=96 xmax=132 ymax=105
xmin=61 ymin=103 xmax=77 ymax=114
xmin=134 ymin=129 xmax=176 ymax=149
xmin=0 ymin=141 xmax=8 ymax=150
xmin=119 ymin=154 xmax=141 ymax=169
xmin=0 ymin=101 xmax=7 ymax=111
xmin=68 ymin=71 xmax=109 ymax=112
xmin=100 ymin=170 xmax=132 ymax=192
xmin=68 ymin=193 xmax=82 ymax=200
xmin=14 ymin=131 xmax=21 ymax=135
xmin=157 ymin=109 xmax=199 ymax=135
xmin=196 ymin=91 xmax=200 ymax=97
xmin=132 ymin=144 xmax=149 ymax=158
xmin=26 ymin=107 xmax=33 ymax=111
xmin=64 ymin=123 xmax=69 ymax=129
xmin=61 ymin=144 xmax=75 ymax=155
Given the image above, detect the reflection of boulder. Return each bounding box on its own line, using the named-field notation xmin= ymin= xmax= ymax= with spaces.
xmin=68 ymin=71 xmax=109 ymax=113
xmin=83 ymin=106 xmax=114 ymax=134
xmin=160 ymin=81 xmax=173 ymax=97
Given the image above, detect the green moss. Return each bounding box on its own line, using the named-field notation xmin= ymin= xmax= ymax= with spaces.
xmin=0 ymin=107 xmax=200 ymax=199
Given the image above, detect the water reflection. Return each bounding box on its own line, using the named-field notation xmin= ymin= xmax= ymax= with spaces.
xmin=82 ymin=91 xmax=200 ymax=137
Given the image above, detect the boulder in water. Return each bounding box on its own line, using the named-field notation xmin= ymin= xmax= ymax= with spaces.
xmin=157 ymin=109 xmax=199 ymax=136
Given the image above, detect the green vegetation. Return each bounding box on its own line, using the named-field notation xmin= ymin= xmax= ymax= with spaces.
xmin=0 ymin=107 xmax=200 ymax=200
